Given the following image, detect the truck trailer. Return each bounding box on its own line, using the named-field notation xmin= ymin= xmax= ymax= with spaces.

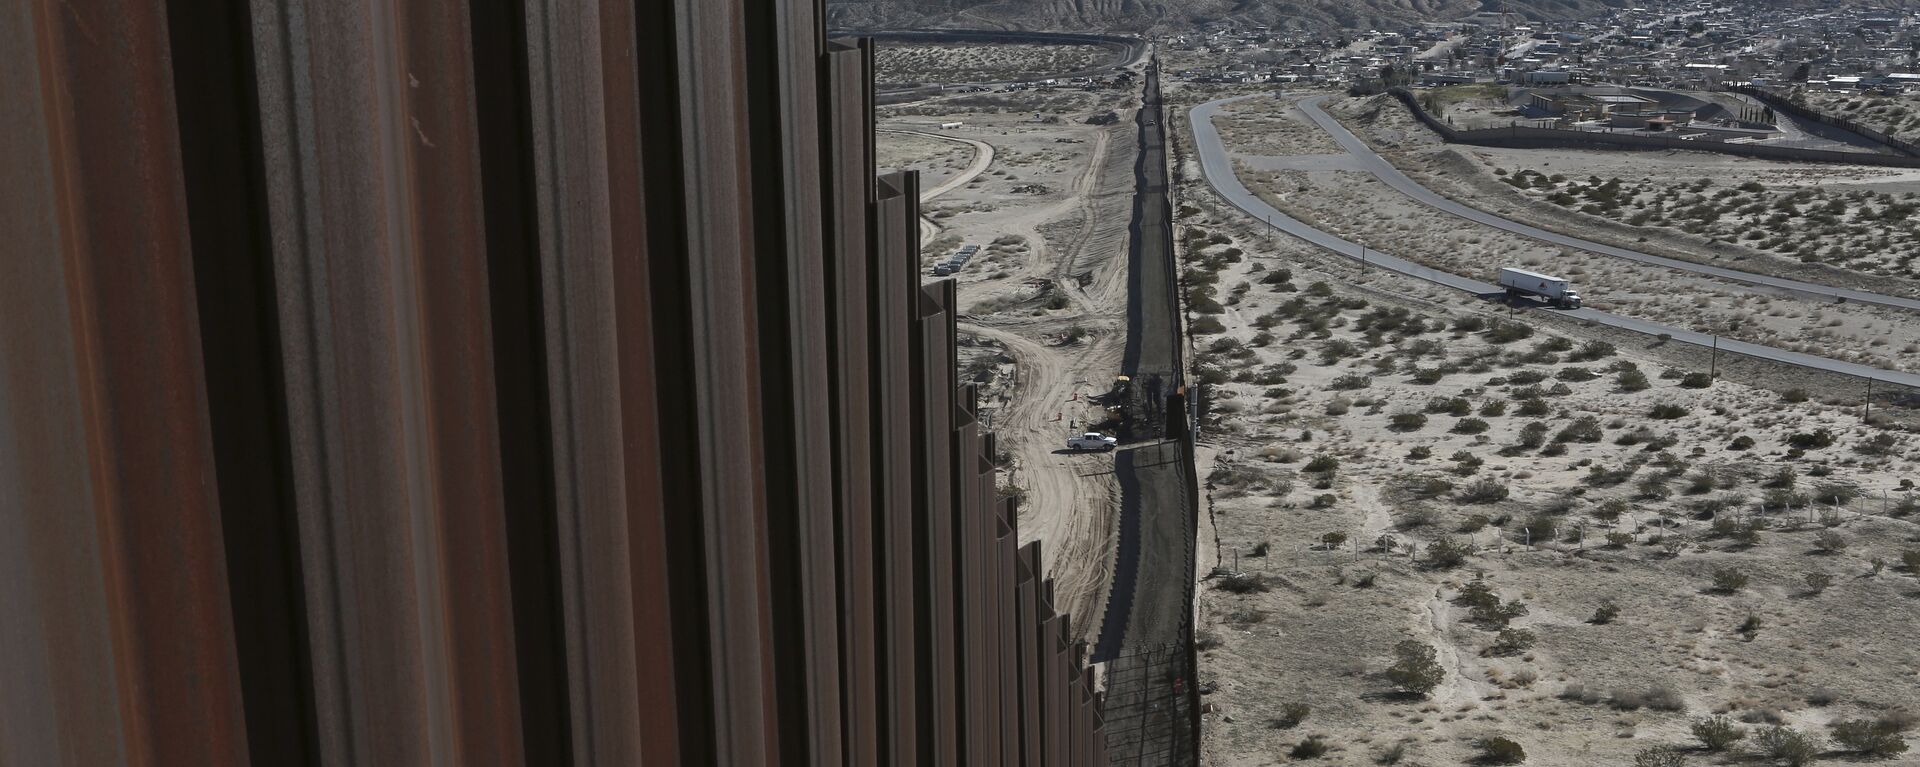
xmin=1498 ymin=267 xmax=1582 ymax=309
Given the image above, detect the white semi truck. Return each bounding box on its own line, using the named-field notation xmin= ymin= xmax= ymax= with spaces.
xmin=1498 ymin=267 xmax=1582 ymax=309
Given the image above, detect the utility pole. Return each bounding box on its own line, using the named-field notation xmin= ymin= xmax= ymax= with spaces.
xmin=1709 ymin=334 xmax=1719 ymax=379
xmin=1358 ymin=243 xmax=1368 ymax=276
xmin=1863 ymin=377 xmax=1874 ymax=423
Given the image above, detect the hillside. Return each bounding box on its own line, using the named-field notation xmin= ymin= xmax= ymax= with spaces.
xmin=826 ymin=0 xmax=1622 ymax=34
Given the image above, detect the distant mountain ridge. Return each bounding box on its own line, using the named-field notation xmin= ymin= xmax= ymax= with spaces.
xmin=826 ymin=0 xmax=1627 ymax=34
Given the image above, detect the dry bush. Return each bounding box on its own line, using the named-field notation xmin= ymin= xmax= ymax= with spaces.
xmin=1691 ymin=715 xmax=1746 ymax=751
xmin=1633 ymin=746 xmax=1687 ymax=767
xmin=1475 ymin=736 xmax=1526 ymax=764
xmin=1215 ymin=573 xmax=1269 ymax=593
xmin=1830 ymin=717 xmax=1912 ymax=757
xmin=1385 ymin=640 xmax=1444 ymax=697
xmin=1753 ymin=726 xmax=1820 ymax=767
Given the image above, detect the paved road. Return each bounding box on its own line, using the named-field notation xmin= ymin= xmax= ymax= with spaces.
xmin=1291 ymin=96 xmax=1920 ymax=311
xmin=1189 ymin=95 xmax=1920 ymax=389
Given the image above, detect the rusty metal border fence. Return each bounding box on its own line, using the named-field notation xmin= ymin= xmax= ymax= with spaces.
xmin=0 ymin=0 xmax=1109 ymax=764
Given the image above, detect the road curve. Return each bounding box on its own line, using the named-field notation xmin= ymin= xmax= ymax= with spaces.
xmin=1293 ymin=95 xmax=1920 ymax=311
xmin=1188 ymin=95 xmax=1920 ymax=389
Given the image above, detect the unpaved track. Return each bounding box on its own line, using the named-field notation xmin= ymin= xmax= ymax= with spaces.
xmin=948 ymin=85 xmax=1138 ymax=645
xmin=961 ymin=323 xmax=1120 ymax=631
xmin=879 ymin=128 xmax=996 ymax=202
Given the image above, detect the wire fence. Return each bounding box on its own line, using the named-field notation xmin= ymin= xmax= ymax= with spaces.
xmin=1101 ymin=641 xmax=1198 ymax=767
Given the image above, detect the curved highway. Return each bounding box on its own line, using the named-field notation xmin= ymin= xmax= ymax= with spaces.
xmin=1292 ymin=95 xmax=1920 ymax=311
xmin=1189 ymin=95 xmax=1920 ymax=388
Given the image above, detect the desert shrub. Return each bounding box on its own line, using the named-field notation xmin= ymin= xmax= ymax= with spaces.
xmin=1426 ymin=537 xmax=1472 ymax=569
xmin=1728 ymin=434 xmax=1755 ymax=450
xmin=1304 ymin=455 xmax=1339 ymax=473
xmin=1517 ymin=421 xmax=1550 ymax=448
xmin=1516 ymin=398 xmax=1550 ymax=416
xmin=1311 ymin=493 xmax=1337 ymax=508
xmin=1813 ymin=530 xmax=1848 ymax=553
xmin=1633 ymin=746 xmax=1687 ymax=767
xmin=1764 ymin=468 xmax=1798 ymax=490
xmin=1487 ymin=627 xmax=1536 ymax=657
xmin=1782 ymin=388 xmax=1810 ymax=402
xmin=1830 ymin=716 xmax=1913 ymax=757
xmin=1710 ymin=568 xmax=1749 ymax=593
xmin=1811 ymin=482 xmax=1861 ymax=504
xmin=1389 ymin=412 xmax=1428 ymax=431
xmin=1215 ymin=573 xmax=1269 ymax=593
xmin=1470 ymin=599 xmax=1529 ymax=628
xmin=1786 ymin=429 xmax=1836 ymax=449
xmin=1679 ymin=372 xmax=1713 ymax=388
xmin=1555 ymin=416 xmax=1603 ymax=443
xmin=1903 ymin=550 xmax=1920 ymax=572
xmin=1753 ymin=726 xmax=1820 ymax=766
xmin=1386 ymin=640 xmax=1444 ymax=696
xmin=1321 ymin=531 xmax=1349 ymax=549
xmin=1454 ymin=418 xmax=1491 ymax=435
xmin=1804 ymin=572 xmax=1833 ymax=593
xmin=1457 ymin=477 xmax=1509 ymax=503
xmin=1571 ymin=340 xmax=1615 ymax=361
xmin=1556 ymin=366 xmax=1597 ymax=382
xmin=1275 ymin=702 xmax=1312 ymax=729
xmin=1427 ymin=396 xmax=1472 ymax=416
xmin=1286 ymin=735 xmax=1331 ymax=759
xmin=1409 ymin=366 xmax=1448 ymax=384
xmin=1523 ymin=513 xmax=1557 ymax=542
xmin=1508 ymin=369 xmax=1548 ymax=384
xmin=1378 ymin=742 xmax=1408 ymax=764
xmin=1330 ymin=373 xmax=1374 ymax=390
xmin=1407 ymin=445 xmax=1433 ymax=460
xmin=1453 ymin=316 xmax=1487 ymax=332
xmin=1605 ymin=531 xmax=1634 ymax=548
xmin=1611 ymin=686 xmax=1687 ymax=712
xmin=1486 ymin=321 xmax=1534 ymax=343
xmin=1590 ymin=599 xmax=1620 ymax=624
xmin=1456 ymin=580 xmax=1499 ymax=609
xmin=1649 ymin=403 xmax=1689 ymax=419
xmin=1617 ymin=369 xmax=1651 ymax=391
xmin=1326 ymin=397 xmax=1352 ymax=416
xmin=1475 ymin=736 xmax=1527 ymax=764
xmin=1190 ymin=316 xmax=1227 ymax=334
xmin=1692 ymin=716 xmax=1747 ymax=751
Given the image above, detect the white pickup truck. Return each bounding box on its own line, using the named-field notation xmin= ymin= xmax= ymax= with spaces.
xmin=1065 ymin=432 xmax=1118 ymax=452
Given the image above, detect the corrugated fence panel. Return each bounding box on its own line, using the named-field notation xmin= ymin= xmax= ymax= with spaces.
xmin=0 ymin=0 xmax=1119 ymax=763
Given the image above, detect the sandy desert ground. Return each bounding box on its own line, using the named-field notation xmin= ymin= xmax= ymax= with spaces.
xmin=1162 ymin=75 xmax=1920 ymax=766
xmin=875 ymin=77 xmax=1142 ymax=645
xmin=874 ymin=42 xmax=1112 ymax=87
